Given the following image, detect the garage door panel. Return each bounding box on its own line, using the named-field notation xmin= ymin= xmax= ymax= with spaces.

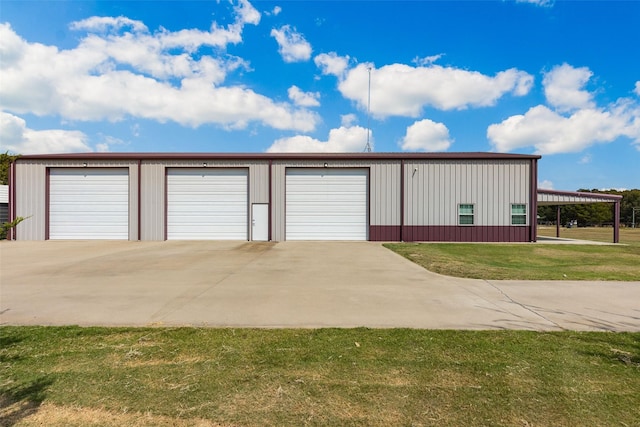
xmin=49 ymin=168 xmax=129 ymax=240
xmin=286 ymin=169 xmax=367 ymax=241
xmin=167 ymin=168 xmax=248 ymax=240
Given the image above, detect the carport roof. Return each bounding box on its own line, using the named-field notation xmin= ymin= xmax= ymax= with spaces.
xmin=538 ymin=189 xmax=622 ymax=206
xmin=16 ymin=152 xmax=541 ymax=161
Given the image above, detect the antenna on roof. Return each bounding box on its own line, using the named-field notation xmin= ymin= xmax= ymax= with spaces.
xmin=364 ymin=66 xmax=372 ymax=153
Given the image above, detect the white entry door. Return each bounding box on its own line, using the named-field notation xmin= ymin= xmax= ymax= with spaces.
xmin=251 ymin=204 xmax=269 ymax=241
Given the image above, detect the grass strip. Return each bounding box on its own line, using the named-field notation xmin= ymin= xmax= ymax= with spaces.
xmin=1 ymin=327 xmax=639 ymax=426
xmin=384 ymin=243 xmax=640 ymax=281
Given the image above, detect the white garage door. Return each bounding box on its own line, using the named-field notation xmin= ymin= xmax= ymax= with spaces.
xmin=167 ymin=168 xmax=248 ymax=240
xmin=286 ymin=168 xmax=368 ymax=240
xmin=49 ymin=168 xmax=129 ymax=240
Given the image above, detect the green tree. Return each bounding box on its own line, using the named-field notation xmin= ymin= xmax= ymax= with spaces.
xmin=0 ymin=152 xmax=20 ymax=185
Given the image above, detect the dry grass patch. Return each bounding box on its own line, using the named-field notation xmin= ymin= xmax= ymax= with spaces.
xmin=2 ymin=327 xmax=639 ymax=427
xmin=3 ymin=402 xmax=227 ymax=427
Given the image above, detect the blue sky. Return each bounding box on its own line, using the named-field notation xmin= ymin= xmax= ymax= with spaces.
xmin=1 ymin=0 xmax=638 ymax=191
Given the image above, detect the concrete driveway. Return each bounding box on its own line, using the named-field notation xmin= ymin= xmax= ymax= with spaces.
xmin=1 ymin=241 xmax=639 ymax=331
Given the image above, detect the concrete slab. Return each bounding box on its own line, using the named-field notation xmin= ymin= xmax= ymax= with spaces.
xmin=535 ymin=236 xmax=617 ymax=245
xmin=1 ymin=241 xmax=638 ymax=331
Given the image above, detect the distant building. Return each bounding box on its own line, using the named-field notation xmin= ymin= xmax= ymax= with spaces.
xmin=0 ymin=185 xmax=8 ymax=226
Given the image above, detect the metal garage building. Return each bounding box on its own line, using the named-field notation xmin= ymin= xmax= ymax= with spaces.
xmin=8 ymin=152 xmax=541 ymax=242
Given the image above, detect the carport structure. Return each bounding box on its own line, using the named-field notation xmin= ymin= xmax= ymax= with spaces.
xmin=537 ymin=189 xmax=622 ymax=243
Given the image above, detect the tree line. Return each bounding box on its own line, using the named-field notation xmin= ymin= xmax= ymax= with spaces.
xmin=537 ymin=189 xmax=640 ymax=227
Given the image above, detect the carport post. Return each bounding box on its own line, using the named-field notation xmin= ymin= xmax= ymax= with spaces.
xmin=613 ymin=201 xmax=620 ymax=244
xmin=556 ymin=205 xmax=561 ymax=238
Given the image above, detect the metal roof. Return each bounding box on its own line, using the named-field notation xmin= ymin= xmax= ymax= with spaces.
xmin=538 ymin=189 xmax=622 ymax=205
xmin=16 ymin=152 xmax=541 ymax=161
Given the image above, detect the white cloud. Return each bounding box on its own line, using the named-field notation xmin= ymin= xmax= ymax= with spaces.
xmin=70 ymin=16 xmax=149 ymax=33
xmin=0 ymin=112 xmax=91 ymax=154
xmin=635 ymin=81 xmax=640 ymax=96
xmin=412 ymin=54 xmax=443 ymax=67
xmin=131 ymin=123 xmax=140 ymax=137
xmin=487 ymin=101 xmax=640 ymax=154
xmin=400 ymin=119 xmax=452 ymax=152
xmin=538 ymin=180 xmax=554 ymax=190
xmin=488 ymin=67 xmax=640 ymax=154
xmin=579 ymin=153 xmax=592 ymax=164
xmin=265 ymin=6 xmax=282 ymax=16
xmin=341 ymin=114 xmax=358 ymax=127
xmin=288 ymin=86 xmax=320 ymax=107
xmin=543 ymin=63 xmax=594 ymax=112
xmin=336 ymin=63 xmax=533 ymax=118
xmin=267 ymin=126 xmax=369 ymax=152
xmin=95 ymin=135 xmax=127 ymax=153
xmin=516 ymin=0 xmax=554 ymax=7
xmin=314 ymin=52 xmax=350 ymax=78
xmin=234 ymin=0 xmax=261 ymax=26
xmin=0 ymin=8 xmax=319 ymax=133
xmin=270 ymin=25 xmax=312 ymax=63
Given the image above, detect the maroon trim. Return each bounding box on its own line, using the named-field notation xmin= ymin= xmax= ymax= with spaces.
xmin=164 ymin=167 xmax=168 ymax=241
xmin=403 ymin=226 xmax=530 ymax=242
xmin=370 ymin=226 xmax=401 ymax=241
xmin=8 ymin=161 xmax=15 ymax=240
xmin=283 ymin=166 xmax=287 ymax=240
xmin=16 ymin=152 xmax=541 ymax=162
xmin=530 ymin=158 xmax=538 ymax=242
xmin=268 ymin=160 xmax=272 ymax=242
xmin=245 ymin=168 xmax=250 ymax=241
xmin=400 ymin=159 xmax=405 ymax=242
xmin=45 ymin=168 xmax=50 ymax=240
xmin=137 ymin=160 xmax=142 ymax=241
xmin=367 ymin=167 xmax=371 ymax=240
xmin=538 ymin=188 xmax=622 ymax=201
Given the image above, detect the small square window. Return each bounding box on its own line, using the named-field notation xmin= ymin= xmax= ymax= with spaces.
xmin=511 ymin=204 xmax=527 ymax=225
xmin=459 ymin=204 xmax=475 ymax=225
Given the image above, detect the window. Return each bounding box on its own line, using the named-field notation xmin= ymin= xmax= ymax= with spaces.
xmin=511 ymin=204 xmax=527 ymax=225
xmin=459 ymin=204 xmax=474 ymax=225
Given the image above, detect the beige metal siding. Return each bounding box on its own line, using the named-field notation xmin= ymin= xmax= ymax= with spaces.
xmin=405 ymin=160 xmax=530 ymax=226
xmin=15 ymin=160 xmax=139 ymax=240
xmin=371 ymin=161 xmax=401 ymax=227
xmin=15 ymin=161 xmax=47 ymax=240
xmin=140 ymin=161 xmax=165 ymax=240
xmin=250 ymin=162 xmax=269 ymax=204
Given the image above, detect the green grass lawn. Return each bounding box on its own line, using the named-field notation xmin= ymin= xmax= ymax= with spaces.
xmin=385 ymin=235 xmax=640 ymax=281
xmin=1 ymin=327 xmax=639 ymax=427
